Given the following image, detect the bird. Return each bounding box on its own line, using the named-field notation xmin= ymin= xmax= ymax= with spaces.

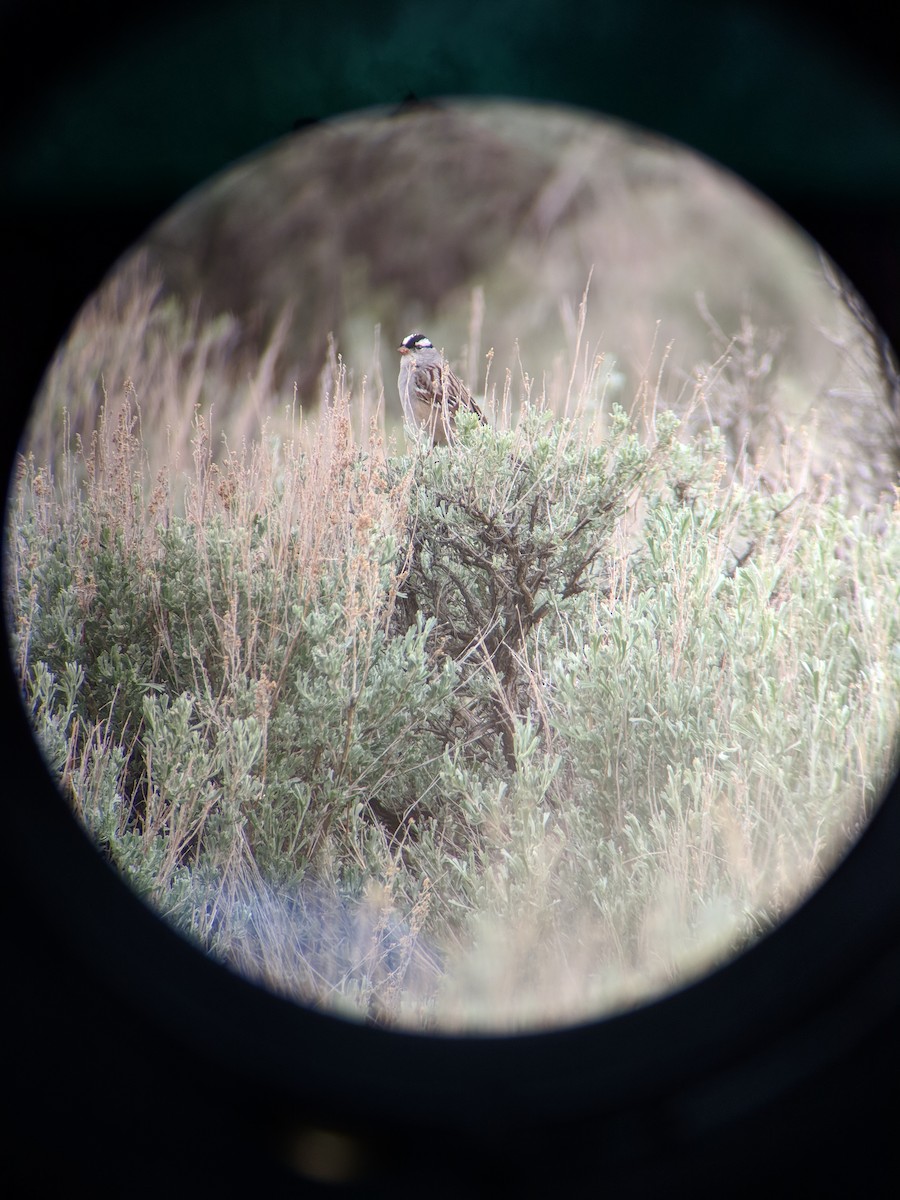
xmin=397 ymin=332 xmax=487 ymax=446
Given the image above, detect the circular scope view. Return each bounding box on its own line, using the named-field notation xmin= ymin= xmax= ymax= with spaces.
xmin=6 ymin=99 xmax=899 ymax=1031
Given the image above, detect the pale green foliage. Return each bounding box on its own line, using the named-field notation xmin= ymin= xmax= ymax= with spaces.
xmin=7 ymin=380 xmax=899 ymax=1030
xmin=550 ymin=489 xmax=899 ymax=941
xmin=391 ymin=405 xmax=675 ymax=770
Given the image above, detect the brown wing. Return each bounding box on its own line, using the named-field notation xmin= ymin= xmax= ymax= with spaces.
xmin=413 ymin=361 xmax=487 ymax=425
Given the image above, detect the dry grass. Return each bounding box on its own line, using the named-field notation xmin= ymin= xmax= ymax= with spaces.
xmin=6 ymin=282 xmax=900 ymax=1032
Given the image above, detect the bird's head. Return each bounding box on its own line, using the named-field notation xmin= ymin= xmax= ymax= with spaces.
xmin=398 ymin=332 xmax=434 ymax=356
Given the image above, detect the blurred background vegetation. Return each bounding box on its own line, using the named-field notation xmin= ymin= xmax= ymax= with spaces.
xmin=25 ymin=100 xmax=898 ymax=513
xmin=3 ymin=2 xmax=899 ymax=464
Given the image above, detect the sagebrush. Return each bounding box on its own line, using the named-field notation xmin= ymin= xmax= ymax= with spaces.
xmin=7 ymin=361 xmax=899 ymax=1030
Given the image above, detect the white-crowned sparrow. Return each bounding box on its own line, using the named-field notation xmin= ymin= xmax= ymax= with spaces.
xmin=398 ymin=332 xmax=487 ymax=446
